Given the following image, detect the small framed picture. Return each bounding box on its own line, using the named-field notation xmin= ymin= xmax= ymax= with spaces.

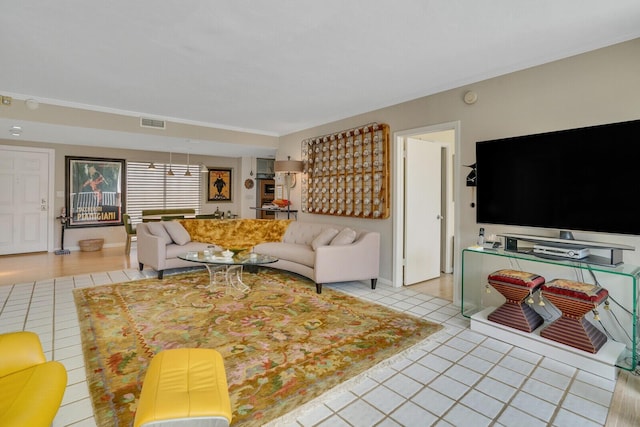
xmin=207 ymin=168 xmax=232 ymax=201
xmin=275 ymin=185 xmax=284 ymax=200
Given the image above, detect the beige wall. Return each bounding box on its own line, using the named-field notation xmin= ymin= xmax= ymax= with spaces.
xmin=0 ymin=139 xmax=242 ymax=249
xmin=1 ymin=103 xmax=279 ymax=150
xmin=278 ymin=38 xmax=640 ymax=283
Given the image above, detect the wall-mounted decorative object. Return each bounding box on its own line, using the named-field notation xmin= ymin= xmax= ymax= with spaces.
xmin=65 ymin=156 xmax=125 ymax=228
xmin=465 ymin=163 xmax=477 ymax=208
xmin=207 ymin=168 xmax=232 ymax=202
xmin=301 ymin=122 xmax=390 ymax=219
xmin=465 ymin=163 xmax=477 ymax=187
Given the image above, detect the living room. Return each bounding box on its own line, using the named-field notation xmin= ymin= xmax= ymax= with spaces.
xmin=2 ymin=3 xmax=640 ymax=426
xmin=3 ymin=38 xmax=640 ymax=292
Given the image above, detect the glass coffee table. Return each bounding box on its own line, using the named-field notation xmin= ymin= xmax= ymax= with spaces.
xmin=178 ymin=250 xmax=278 ymax=293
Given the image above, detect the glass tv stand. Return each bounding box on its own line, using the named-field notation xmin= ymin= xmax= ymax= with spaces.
xmin=462 ymin=247 xmax=639 ymax=379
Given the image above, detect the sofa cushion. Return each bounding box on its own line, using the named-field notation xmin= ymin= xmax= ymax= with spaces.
xmin=331 ymin=227 xmax=357 ymax=246
xmin=311 ymin=228 xmax=339 ymax=250
xmin=165 ymin=242 xmax=212 ymax=259
xmin=163 ymin=221 xmax=191 ymax=245
xmin=254 ymin=242 xmax=315 ymax=268
xmin=147 ymin=222 xmax=173 ymax=245
xmin=282 ymin=222 xmax=341 ymax=246
xmin=542 ymin=279 xmax=608 ymax=302
xmin=488 ymin=269 xmax=545 ymax=289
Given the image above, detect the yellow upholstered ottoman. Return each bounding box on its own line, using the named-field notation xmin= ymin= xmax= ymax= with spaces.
xmin=134 ymin=348 xmax=232 ymax=427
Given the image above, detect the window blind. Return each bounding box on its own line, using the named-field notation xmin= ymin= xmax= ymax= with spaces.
xmin=126 ymin=161 xmax=201 ymax=224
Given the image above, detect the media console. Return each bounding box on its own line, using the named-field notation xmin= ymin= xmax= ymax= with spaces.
xmin=499 ymin=233 xmax=635 ymax=267
xmin=461 ymin=247 xmax=639 ymax=379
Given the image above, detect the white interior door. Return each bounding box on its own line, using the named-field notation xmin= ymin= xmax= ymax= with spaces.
xmin=0 ymin=148 xmax=50 ymax=255
xmin=404 ymin=138 xmax=442 ymax=285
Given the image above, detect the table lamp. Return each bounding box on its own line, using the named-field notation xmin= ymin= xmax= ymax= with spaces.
xmin=274 ymin=156 xmax=303 ymax=216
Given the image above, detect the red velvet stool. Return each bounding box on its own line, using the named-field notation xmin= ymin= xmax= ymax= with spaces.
xmin=539 ymin=279 xmax=608 ymax=353
xmin=487 ymin=269 xmax=545 ymax=333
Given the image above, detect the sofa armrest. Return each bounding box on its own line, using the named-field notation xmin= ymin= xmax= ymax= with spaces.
xmin=0 ymin=331 xmax=47 ymax=377
xmin=137 ymin=224 xmax=168 ymax=271
xmin=314 ymin=232 xmax=380 ymax=284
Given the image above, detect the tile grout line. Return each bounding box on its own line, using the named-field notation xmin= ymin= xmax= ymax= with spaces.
xmin=546 ymin=369 xmax=580 ymax=426
xmin=24 ymin=282 xmax=36 ymax=339
xmin=431 ymin=335 xmax=509 ymax=426
xmin=487 ymin=347 xmax=546 ymax=426
xmin=52 ymin=278 xmax=60 ymax=361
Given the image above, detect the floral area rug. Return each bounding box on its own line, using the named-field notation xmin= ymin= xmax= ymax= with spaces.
xmin=73 ymin=269 xmax=443 ymax=426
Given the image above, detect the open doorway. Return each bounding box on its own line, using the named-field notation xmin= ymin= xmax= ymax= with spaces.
xmin=392 ymin=122 xmax=459 ymax=300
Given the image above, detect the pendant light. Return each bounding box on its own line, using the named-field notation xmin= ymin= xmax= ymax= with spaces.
xmin=167 ymin=152 xmax=174 ymax=176
xmin=184 ymin=153 xmax=192 ymax=176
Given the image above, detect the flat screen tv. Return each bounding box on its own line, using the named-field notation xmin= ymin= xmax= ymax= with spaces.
xmin=476 ymin=119 xmax=640 ymax=236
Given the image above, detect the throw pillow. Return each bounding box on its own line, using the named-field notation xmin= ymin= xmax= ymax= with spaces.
xmin=163 ymin=221 xmax=191 ymax=246
xmin=311 ymin=228 xmax=339 ymax=250
xmin=330 ymin=227 xmax=357 ymax=246
xmin=147 ymin=222 xmax=173 ymax=245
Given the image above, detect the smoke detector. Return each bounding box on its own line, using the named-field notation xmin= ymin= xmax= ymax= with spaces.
xmin=463 ymin=90 xmax=478 ymax=105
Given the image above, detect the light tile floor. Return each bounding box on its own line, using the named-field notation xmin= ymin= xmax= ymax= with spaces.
xmin=0 ymin=268 xmax=616 ymax=427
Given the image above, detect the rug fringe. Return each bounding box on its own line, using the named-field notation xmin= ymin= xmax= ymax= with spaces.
xmin=264 ymin=325 xmax=450 ymax=426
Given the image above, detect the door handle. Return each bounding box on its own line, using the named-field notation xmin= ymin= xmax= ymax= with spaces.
xmin=437 ymin=214 xmax=444 ymax=220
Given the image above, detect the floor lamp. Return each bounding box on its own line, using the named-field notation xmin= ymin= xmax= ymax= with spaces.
xmin=274 ymin=156 xmax=303 ymax=219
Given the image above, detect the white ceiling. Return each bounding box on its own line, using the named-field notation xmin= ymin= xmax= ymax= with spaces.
xmin=2 ymin=1 xmax=640 ymax=156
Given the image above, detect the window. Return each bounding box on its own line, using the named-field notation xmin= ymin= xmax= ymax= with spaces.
xmin=126 ymin=161 xmax=201 ymax=223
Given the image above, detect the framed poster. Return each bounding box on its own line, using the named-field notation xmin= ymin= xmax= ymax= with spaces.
xmin=65 ymin=156 xmax=125 ymax=228
xmin=207 ymin=168 xmax=232 ymax=201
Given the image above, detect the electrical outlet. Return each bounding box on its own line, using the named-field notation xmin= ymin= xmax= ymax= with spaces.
xmin=1 ymin=96 xmax=12 ymax=106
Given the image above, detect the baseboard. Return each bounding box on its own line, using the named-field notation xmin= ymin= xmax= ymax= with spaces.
xmin=376 ymin=277 xmax=393 ymax=287
xmin=53 ymin=242 xmax=123 ymax=252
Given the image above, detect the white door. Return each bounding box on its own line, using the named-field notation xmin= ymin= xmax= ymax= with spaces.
xmin=404 ymin=138 xmax=442 ymax=285
xmin=0 ymin=148 xmax=50 ymax=255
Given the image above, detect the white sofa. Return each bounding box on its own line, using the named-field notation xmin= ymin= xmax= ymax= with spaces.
xmin=136 ymin=220 xmax=380 ymax=293
xmin=254 ymin=221 xmax=380 ymax=293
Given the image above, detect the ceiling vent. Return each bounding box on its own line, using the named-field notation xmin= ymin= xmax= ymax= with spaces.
xmin=140 ymin=117 xmax=166 ymax=129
